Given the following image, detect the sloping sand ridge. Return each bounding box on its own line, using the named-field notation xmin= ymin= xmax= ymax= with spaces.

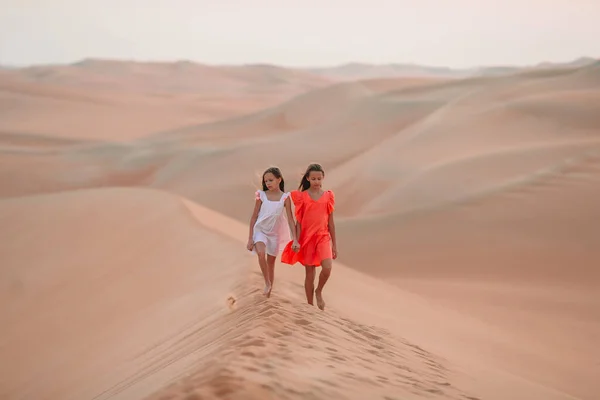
xmin=0 ymin=187 xmax=483 ymax=400
xmin=1 ymin=59 xmax=599 ymax=400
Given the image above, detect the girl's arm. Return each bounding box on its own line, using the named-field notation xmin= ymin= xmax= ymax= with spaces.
xmin=284 ymin=197 xmax=298 ymax=242
xmin=328 ymin=212 xmax=337 ymax=259
xmin=247 ymin=198 xmax=261 ymax=249
xmin=296 ymin=222 xmax=302 ymax=245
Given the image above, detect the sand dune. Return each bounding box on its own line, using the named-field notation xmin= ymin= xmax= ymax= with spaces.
xmin=304 ymin=57 xmax=598 ymax=81
xmin=10 ymin=59 xmax=332 ymax=95
xmin=0 ymin=60 xmax=333 ymax=141
xmin=0 ymin=188 xmax=250 ymax=399
xmin=1 ymin=187 xmax=575 ymax=400
xmin=1 ymin=58 xmax=599 ymax=399
xmin=0 ymin=187 xmax=482 ymax=400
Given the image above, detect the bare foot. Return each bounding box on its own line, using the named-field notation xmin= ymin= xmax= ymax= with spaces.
xmin=315 ymin=290 xmax=325 ymax=310
xmin=263 ymin=283 xmax=272 ymax=297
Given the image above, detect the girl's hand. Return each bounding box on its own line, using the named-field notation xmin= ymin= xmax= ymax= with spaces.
xmin=292 ymin=240 xmax=300 ymax=253
xmin=332 ymin=246 xmax=338 ymax=259
xmin=246 ymin=239 xmax=254 ymax=251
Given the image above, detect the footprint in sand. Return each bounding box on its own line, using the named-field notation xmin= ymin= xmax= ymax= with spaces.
xmin=240 ymin=339 xmax=265 ymax=348
xmin=146 ymin=275 xmax=483 ymax=400
xmin=226 ymin=295 xmax=237 ymax=310
xmin=294 ymin=318 xmax=312 ymax=326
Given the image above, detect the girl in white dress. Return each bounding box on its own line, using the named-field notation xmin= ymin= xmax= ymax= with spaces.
xmin=247 ymin=167 xmax=299 ymax=297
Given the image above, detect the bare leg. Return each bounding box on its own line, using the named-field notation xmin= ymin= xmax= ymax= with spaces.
xmin=315 ymin=258 xmax=332 ymax=310
xmin=254 ymin=242 xmax=271 ymax=296
xmin=304 ymin=266 xmax=316 ymax=305
xmin=266 ymin=254 xmax=276 ymax=297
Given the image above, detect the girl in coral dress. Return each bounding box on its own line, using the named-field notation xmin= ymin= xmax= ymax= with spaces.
xmin=247 ymin=167 xmax=299 ymax=298
xmin=281 ymin=163 xmax=337 ymax=310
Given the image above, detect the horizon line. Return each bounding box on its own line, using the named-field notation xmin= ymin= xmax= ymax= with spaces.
xmin=2 ymin=55 xmax=597 ymax=71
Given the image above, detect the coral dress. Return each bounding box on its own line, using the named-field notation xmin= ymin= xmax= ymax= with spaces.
xmin=281 ymin=189 xmax=335 ymax=267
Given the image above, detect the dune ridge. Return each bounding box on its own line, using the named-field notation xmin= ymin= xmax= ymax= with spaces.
xmin=0 ymin=187 xmax=481 ymax=400
xmin=0 ymin=60 xmax=334 ymax=141
xmin=144 ymin=275 xmax=481 ymax=400
xmin=0 ymin=188 xmax=252 ymax=400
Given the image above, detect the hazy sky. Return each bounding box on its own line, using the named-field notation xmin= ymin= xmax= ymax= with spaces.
xmin=1 ymin=0 xmax=599 ymax=68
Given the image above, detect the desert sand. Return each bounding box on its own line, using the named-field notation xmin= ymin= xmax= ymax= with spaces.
xmin=1 ymin=58 xmax=599 ymax=400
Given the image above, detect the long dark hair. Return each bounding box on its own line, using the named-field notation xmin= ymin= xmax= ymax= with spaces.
xmin=298 ymin=163 xmax=325 ymax=191
xmin=262 ymin=166 xmax=285 ymax=192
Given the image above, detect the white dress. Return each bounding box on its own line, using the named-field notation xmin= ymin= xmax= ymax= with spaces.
xmin=252 ymin=190 xmax=291 ymax=256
